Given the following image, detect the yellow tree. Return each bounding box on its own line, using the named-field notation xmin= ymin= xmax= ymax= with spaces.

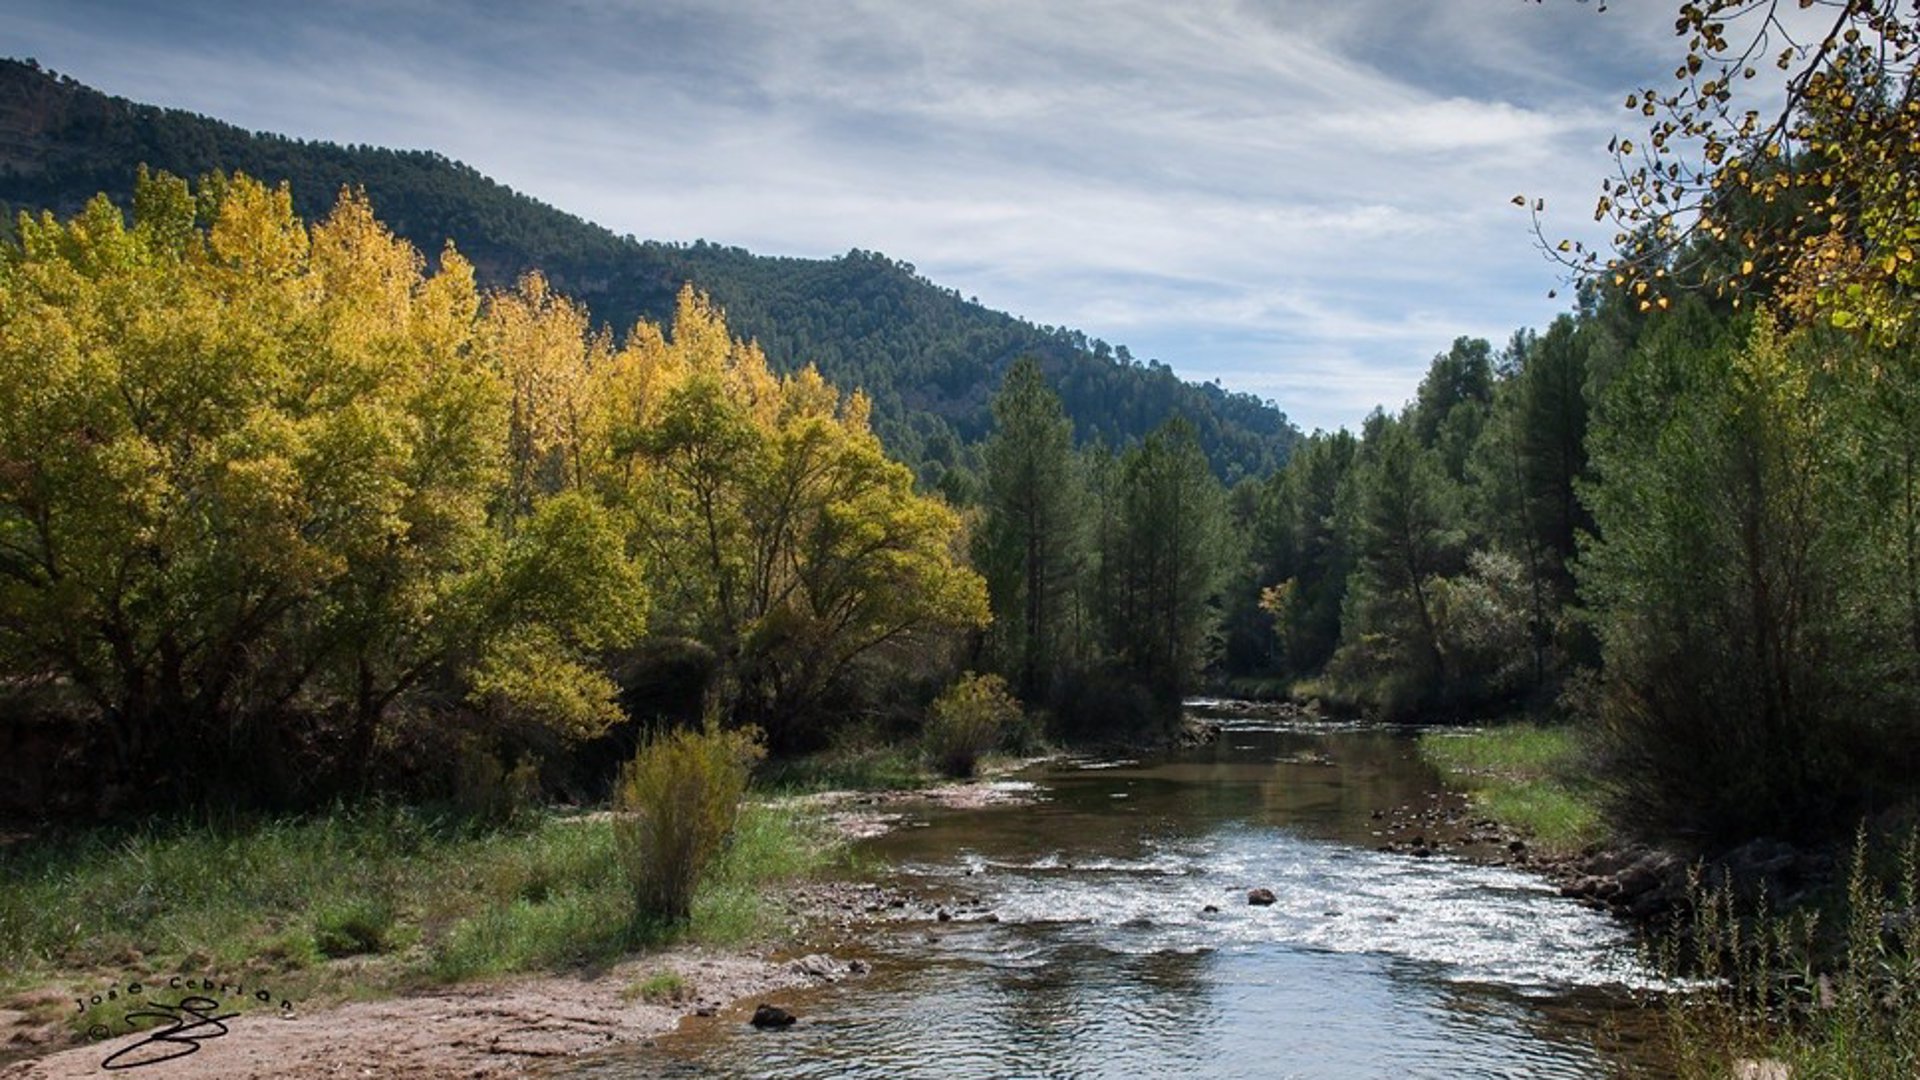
xmin=1537 ymin=0 xmax=1920 ymax=331
xmin=481 ymin=272 xmax=611 ymax=514
xmin=0 ymin=171 xmax=648 ymax=793
xmin=609 ymin=287 xmax=987 ymax=749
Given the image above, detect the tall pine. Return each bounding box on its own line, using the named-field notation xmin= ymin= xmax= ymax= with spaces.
xmin=979 ymin=358 xmax=1085 ymax=702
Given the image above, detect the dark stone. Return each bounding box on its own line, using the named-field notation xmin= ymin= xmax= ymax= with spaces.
xmin=1202 ymin=904 xmax=1221 ymax=914
xmin=936 ymin=909 xmax=953 ymax=922
xmin=1248 ymin=888 xmax=1277 ymax=906
xmin=751 ymin=1004 xmax=797 ymax=1029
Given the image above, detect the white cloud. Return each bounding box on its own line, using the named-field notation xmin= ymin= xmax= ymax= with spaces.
xmin=14 ymin=0 xmax=1685 ymax=434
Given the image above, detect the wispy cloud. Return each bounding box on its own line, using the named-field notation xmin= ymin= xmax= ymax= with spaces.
xmin=15 ymin=0 xmax=1686 ymax=433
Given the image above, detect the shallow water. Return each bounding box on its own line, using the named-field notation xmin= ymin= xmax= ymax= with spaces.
xmin=563 ymin=712 xmax=1667 ymax=1078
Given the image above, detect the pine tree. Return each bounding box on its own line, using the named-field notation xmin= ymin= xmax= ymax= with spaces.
xmin=979 ymin=358 xmax=1085 ymax=702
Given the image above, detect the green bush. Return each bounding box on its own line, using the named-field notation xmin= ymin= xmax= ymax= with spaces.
xmin=924 ymin=673 xmax=1021 ymax=778
xmin=452 ymin=740 xmax=542 ymax=827
xmin=613 ymin=723 xmax=764 ymax=922
xmin=1651 ymin=831 xmax=1920 ymax=1078
xmin=311 ymin=896 xmax=394 ymax=958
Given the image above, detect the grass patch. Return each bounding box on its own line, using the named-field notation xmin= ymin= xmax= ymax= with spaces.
xmin=312 ymin=896 xmax=396 ymax=959
xmin=0 ymin=795 xmax=841 ymax=1008
xmin=685 ymin=802 xmax=838 ymax=945
xmin=1419 ymin=723 xmax=1603 ymax=854
xmin=753 ymin=744 xmax=929 ymax=794
xmin=623 ymin=969 xmax=691 ymax=1004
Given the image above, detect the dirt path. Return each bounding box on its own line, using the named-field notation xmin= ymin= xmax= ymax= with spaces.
xmin=1 ymin=947 xmax=820 ymax=1079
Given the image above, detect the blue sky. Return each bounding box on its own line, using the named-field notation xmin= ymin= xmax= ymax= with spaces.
xmin=12 ymin=1 xmax=1713 ymax=433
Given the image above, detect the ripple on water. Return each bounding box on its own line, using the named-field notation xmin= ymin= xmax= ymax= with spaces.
xmin=908 ymin=826 xmax=1653 ymax=992
xmin=553 ymin=720 xmax=1661 ymax=1079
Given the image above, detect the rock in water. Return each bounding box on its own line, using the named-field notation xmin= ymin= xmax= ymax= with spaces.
xmin=751 ymin=1004 xmax=797 ymax=1029
xmin=1248 ymin=888 xmax=1277 ymax=906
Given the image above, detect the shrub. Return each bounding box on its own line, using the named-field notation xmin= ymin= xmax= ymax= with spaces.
xmin=452 ymin=740 xmax=542 ymax=827
xmin=1650 ymin=830 xmax=1920 ymax=1078
xmin=924 ymin=673 xmax=1021 ymax=778
xmin=311 ymin=895 xmax=395 ymax=958
xmin=1048 ymin=664 xmax=1165 ymax=741
xmin=613 ymin=722 xmax=764 ymax=922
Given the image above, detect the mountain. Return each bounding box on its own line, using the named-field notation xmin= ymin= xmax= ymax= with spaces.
xmin=0 ymin=58 xmax=1297 ymax=482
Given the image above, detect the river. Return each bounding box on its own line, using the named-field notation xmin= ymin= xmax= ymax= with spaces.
xmin=561 ymin=705 xmax=1668 ymax=1078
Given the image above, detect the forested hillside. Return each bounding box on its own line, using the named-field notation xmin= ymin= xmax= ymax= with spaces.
xmin=0 ymin=58 xmax=1295 ymax=481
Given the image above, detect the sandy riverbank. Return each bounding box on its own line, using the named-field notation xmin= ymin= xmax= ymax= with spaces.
xmin=0 ymin=946 xmax=823 ymax=1080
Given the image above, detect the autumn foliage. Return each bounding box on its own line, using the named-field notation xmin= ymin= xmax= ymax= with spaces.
xmin=0 ymin=170 xmax=985 ymax=803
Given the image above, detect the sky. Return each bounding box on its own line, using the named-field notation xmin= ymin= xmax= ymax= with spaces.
xmin=11 ymin=0 xmax=1718 ymax=433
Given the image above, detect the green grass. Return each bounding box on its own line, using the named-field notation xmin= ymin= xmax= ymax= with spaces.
xmin=1419 ymin=723 xmax=1603 ymax=854
xmin=0 ymin=796 xmax=840 ymax=1009
xmin=623 ymin=969 xmax=691 ymax=1004
xmin=311 ymin=896 xmax=397 ymax=958
xmin=753 ymin=743 xmax=930 ymax=794
xmin=1645 ymin=834 xmax=1920 ymax=1079
xmin=687 ymin=802 xmax=838 ymax=944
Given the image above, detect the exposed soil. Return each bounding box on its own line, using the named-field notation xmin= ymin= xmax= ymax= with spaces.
xmin=0 ymin=947 xmax=832 ymax=1079
xmin=0 ymin=768 xmax=1037 ymax=1079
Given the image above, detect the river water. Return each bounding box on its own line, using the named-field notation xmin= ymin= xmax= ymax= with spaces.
xmin=565 ymin=707 xmax=1668 ymax=1078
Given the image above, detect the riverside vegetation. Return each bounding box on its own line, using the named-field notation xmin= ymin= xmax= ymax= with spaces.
xmin=14 ymin=2 xmax=1920 ymax=1070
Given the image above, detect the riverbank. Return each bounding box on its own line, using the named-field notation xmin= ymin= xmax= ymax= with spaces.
xmin=0 ymin=946 xmax=825 ymax=1080
xmin=0 ymin=751 xmax=1052 ymax=1078
xmin=1416 ymin=723 xmax=1603 ymax=856
xmin=0 ymin=796 xmax=844 ymax=1076
xmin=1413 ymin=722 xmax=1699 ymax=922
xmin=1413 ymin=720 xmax=1920 ymax=1077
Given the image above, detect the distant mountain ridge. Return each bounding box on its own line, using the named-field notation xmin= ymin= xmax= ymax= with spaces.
xmin=0 ymin=58 xmax=1298 ymax=481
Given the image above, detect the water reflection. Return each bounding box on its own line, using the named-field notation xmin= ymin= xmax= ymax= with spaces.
xmin=558 ymin=714 xmax=1665 ymax=1078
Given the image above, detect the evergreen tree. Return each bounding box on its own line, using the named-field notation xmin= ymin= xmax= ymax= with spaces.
xmin=1328 ymin=411 xmax=1463 ymax=715
xmin=1580 ymin=315 xmax=1880 ymax=841
xmin=978 ymin=358 xmax=1086 ymax=702
xmin=1102 ymin=418 xmax=1228 ymax=717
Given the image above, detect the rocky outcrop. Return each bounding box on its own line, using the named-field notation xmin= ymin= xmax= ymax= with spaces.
xmin=1247 ymin=888 xmax=1277 ymax=906
xmin=1175 ymin=716 xmax=1222 ymax=748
